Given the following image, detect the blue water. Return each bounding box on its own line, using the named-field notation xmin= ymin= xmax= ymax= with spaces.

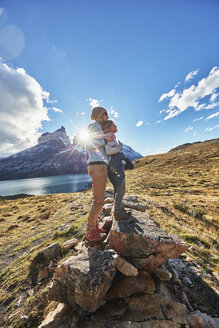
xmin=0 ymin=174 xmax=92 ymax=196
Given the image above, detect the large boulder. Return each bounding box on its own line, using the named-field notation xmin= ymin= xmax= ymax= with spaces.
xmin=49 ymin=247 xmax=118 ymax=312
xmin=29 ymin=243 xmax=62 ymax=285
xmin=109 ymin=211 xmax=188 ymax=258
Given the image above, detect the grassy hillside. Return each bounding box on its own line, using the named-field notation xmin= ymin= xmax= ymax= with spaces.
xmin=0 ymin=138 xmax=218 ymax=327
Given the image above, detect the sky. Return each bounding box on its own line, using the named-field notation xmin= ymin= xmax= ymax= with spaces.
xmin=0 ymin=0 xmax=218 ymax=157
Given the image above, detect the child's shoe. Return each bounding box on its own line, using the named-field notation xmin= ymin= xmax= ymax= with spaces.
xmin=114 ymin=208 xmax=131 ymax=221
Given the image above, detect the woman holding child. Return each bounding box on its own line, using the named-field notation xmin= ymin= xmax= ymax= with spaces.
xmin=82 ymin=106 xmax=131 ymax=242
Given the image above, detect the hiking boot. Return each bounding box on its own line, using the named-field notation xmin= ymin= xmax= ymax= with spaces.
xmin=95 ymin=223 xmax=107 ymax=234
xmin=114 ymin=208 xmax=132 ymax=221
xmin=85 ymin=229 xmax=106 ymax=242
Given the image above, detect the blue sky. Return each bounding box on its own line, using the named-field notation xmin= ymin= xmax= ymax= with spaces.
xmin=0 ymin=0 xmax=218 ymax=157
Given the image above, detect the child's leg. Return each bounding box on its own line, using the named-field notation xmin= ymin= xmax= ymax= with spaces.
xmin=114 ymin=178 xmax=125 ymax=212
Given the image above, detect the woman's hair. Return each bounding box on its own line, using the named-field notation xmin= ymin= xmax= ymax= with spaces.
xmin=91 ymin=107 xmax=108 ymax=122
xmin=102 ymin=120 xmax=114 ymax=132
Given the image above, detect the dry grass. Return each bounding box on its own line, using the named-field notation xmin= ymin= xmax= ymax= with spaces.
xmin=0 ymin=138 xmax=218 ymax=327
xmin=124 ymin=138 xmax=219 ymax=282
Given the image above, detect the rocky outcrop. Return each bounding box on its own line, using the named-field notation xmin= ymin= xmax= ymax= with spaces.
xmin=37 ymin=196 xmax=219 ymax=328
xmin=108 ymin=211 xmax=188 ymax=258
xmin=29 ymin=243 xmax=62 ymax=285
xmin=49 ymin=247 xmax=118 ymax=312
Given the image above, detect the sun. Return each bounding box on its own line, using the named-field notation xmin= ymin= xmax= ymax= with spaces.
xmin=78 ymin=129 xmax=91 ymax=142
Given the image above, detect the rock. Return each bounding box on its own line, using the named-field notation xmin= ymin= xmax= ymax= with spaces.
xmin=143 ymin=321 xmax=181 ymax=328
xmin=40 ymin=243 xmax=62 ymax=264
xmin=7 ymin=224 xmax=19 ymax=231
xmin=104 ymin=197 xmax=114 ymax=204
xmin=123 ymin=195 xmax=139 ymax=203
xmin=161 ymin=302 xmax=189 ymax=324
xmin=107 ymin=271 xmax=155 ymax=298
xmin=84 ymin=319 xmax=181 ymax=328
xmin=129 ymin=254 xmax=166 ymax=272
xmin=74 ymin=241 xmax=84 ymax=252
xmin=38 ymin=303 xmax=78 ymax=328
xmin=122 ymin=200 xmax=147 ymax=212
xmin=109 ymin=211 xmax=188 ymax=258
xmin=48 ymin=260 xmax=57 ymax=273
xmin=37 ymin=267 xmax=50 ymax=283
xmin=102 ymin=204 xmax=113 ymax=216
xmin=92 ymin=299 xmax=128 ymax=321
xmin=49 ymin=247 xmax=118 ymax=312
xmin=187 ymin=313 xmax=205 ymax=328
xmin=124 ymin=294 xmax=163 ymax=319
xmin=100 ymin=216 xmax=113 ymax=232
xmin=154 ymin=264 xmax=172 ymax=281
xmin=62 ymin=238 xmax=78 ymax=251
xmin=115 ymin=256 xmax=138 ymax=276
xmin=29 ymin=243 xmax=62 ymax=285
xmin=124 ymin=311 xmax=165 ymax=322
xmin=196 ymin=311 xmax=219 ymax=328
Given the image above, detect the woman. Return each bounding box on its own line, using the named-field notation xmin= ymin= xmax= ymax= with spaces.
xmin=83 ymin=107 xmax=113 ymax=242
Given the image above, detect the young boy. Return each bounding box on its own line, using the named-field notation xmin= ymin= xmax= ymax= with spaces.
xmin=102 ymin=120 xmax=131 ymax=220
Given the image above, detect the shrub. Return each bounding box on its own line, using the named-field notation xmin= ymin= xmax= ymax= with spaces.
xmin=173 ymin=202 xmax=189 ymax=213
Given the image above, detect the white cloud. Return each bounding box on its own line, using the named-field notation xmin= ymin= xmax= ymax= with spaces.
xmin=193 ymin=131 xmax=197 ymax=136
xmin=0 ymin=8 xmax=4 ymax=15
xmin=174 ymin=82 xmax=181 ymax=89
xmin=47 ymin=99 xmax=57 ymax=104
xmin=185 ymin=69 xmax=199 ymax=82
xmin=204 ymin=101 xmax=219 ymax=109
xmin=185 ymin=126 xmax=193 ymax=133
xmin=49 ymin=107 xmax=63 ymax=113
xmin=159 ymin=88 xmax=176 ymax=102
xmin=210 ymin=93 xmax=218 ymax=102
xmin=80 ymin=112 xmax=86 ymax=115
xmin=109 ymin=107 xmax=119 ymax=118
xmin=155 ymin=120 xmax=161 ymax=124
xmin=205 ymin=112 xmax=219 ymax=120
xmin=162 ymin=66 xmax=219 ymax=120
xmin=193 ymin=116 xmax=204 ymax=122
xmin=51 ymin=45 xmax=66 ymax=58
xmin=136 ymin=120 xmax=143 ymax=127
xmin=205 ymin=125 xmax=219 ymax=132
xmin=0 ymin=63 xmax=53 ymax=156
xmin=151 ymin=147 xmax=168 ymax=155
xmin=88 ymin=98 xmax=103 ymax=108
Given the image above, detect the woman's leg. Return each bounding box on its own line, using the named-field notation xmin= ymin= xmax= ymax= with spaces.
xmin=87 ymin=164 xmax=107 ymax=233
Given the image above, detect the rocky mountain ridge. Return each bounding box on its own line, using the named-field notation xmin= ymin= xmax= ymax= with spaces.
xmin=0 ymin=127 xmax=142 ymax=181
xmin=169 ymin=138 xmax=219 ymax=153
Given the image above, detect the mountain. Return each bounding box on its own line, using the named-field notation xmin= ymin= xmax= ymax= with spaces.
xmin=0 ymin=127 xmax=143 ymax=181
xmin=123 ymin=144 xmax=142 ymax=161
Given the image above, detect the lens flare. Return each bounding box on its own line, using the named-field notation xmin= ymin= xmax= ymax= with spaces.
xmin=78 ymin=129 xmax=90 ymax=142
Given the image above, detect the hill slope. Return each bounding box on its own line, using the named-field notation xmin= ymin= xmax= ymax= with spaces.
xmin=0 ymin=138 xmax=218 ymax=327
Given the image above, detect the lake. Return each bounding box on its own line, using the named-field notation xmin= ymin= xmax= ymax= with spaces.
xmin=0 ymin=174 xmax=92 ymax=196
